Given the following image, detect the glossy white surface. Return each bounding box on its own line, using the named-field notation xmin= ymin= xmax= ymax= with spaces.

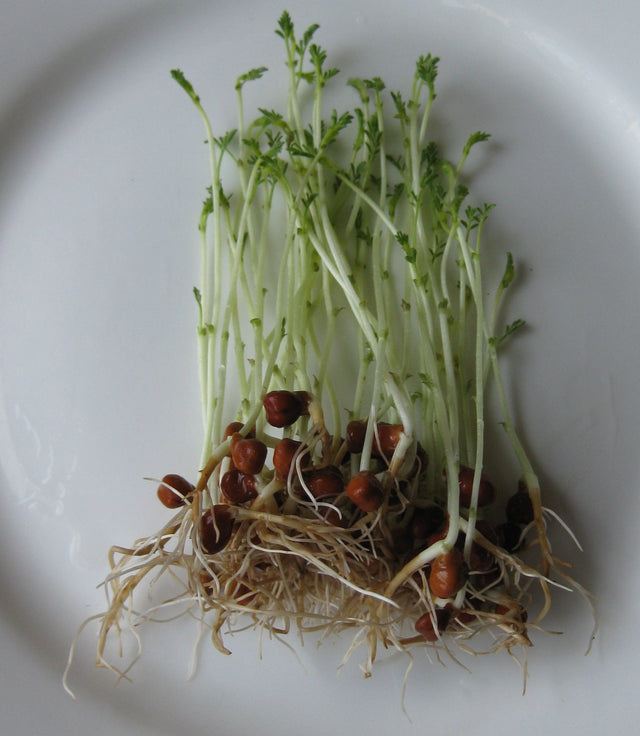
xmin=2 ymin=1 xmax=640 ymax=734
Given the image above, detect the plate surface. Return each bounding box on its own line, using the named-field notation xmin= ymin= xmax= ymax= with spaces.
xmin=2 ymin=1 xmax=640 ymax=734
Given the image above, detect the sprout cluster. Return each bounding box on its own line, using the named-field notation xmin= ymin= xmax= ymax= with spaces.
xmin=64 ymin=12 xmax=594 ymax=698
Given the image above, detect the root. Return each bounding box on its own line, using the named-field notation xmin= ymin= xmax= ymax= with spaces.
xmin=65 ymin=481 xmax=587 ymax=693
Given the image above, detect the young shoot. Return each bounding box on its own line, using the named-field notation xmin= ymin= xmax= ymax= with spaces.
xmin=64 ymin=10 xmax=595 ymax=700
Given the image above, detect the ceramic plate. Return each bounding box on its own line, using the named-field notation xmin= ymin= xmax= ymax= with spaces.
xmin=2 ymin=1 xmax=639 ymax=733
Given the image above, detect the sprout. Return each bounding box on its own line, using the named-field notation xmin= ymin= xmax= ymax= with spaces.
xmin=64 ymin=12 xmax=596 ymax=700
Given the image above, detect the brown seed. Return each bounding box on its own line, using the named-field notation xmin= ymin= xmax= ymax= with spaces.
xmin=321 ymin=506 xmax=346 ymax=527
xmin=451 ymin=606 xmax=477 ymax=626
xmin=227 ymin=579 xmax=256 ymax=605
xmin=391 ymin=526 xmax=413 ymax=556
xmin=303 ymin=465 xmax=344 ymax=499
xmin=295 ymin=390 xmax=312 ymax=410
xmin=375 ymin=423 xmax=404 ymax=457
xmin=497 ymin=521 xmax=523 ymax=552
xmin=475 ymin=519 xmax=498 ymax=545
xmin=346 ymin=470 xmax=384 ymax=512
xmin=199 ymin=505 xmax=234 ymax=554
xmin=263 ymin=390 xmax=310 ymax=427
xmin=223 ymin=421 xmax=255 ymax=440
xmin=345 ymin=420 xmax=367 ymax=453
xmin=220 ymin=468 xmax=258 ymax=504
xmin=230 ymin=436 xmax=267 ymax=475
xmin=157 ymin=473 xmax=194 ymax=508
xmin=345 ymin=420 xmax=405 ymax=459
xmin=425 ymin=515 xmax=461 ymax=549
xmin=427 ymin=527 xmax=447 ymax=549
xmin=273 ymin=438 xmax=308 ymax=480
xmin=468 ymin=519 xmax=497 ymax=572
xmin=428 ymin=519 xmax=492 ymax=566
xmin=458 ymin=465 xmax=496 ymax=508
xmin=199 ymin=570 xmax=216 ymax=596
xmin=429 ymin=548 xmax=466 ymax=598
xmin=415 ymin=607 xmax=451 ymax=642
xmin=506 ymin=488 xmax=534 ymax=525
xmin=411 ymin=506 xmax=446 ymax=541
xmin=224 ymin=421 xmax=243 ymax=440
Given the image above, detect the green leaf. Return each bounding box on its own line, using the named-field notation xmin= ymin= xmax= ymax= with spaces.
xmin=463 ymin=202 xmax=495 ymax=232
xmin=257 ymin=107 xmax=284 ymax=124
xmin=235 ymin=67 xmax=268 ymax=91
xmin=276 ymin=11 xmax=294 ymax=40
xmin=418 ymin=372 xmax=435 ymax=389
xmin=421 ymin=140 xmax=441 ymax=169
xmin=365 ymin=77 xmax=386 ymax=92
xmin=214 ymin=129 xmax=237 ymax=152
xmin=449 ymin=183 xmax=469 ymax=215
xmin=198 ymin=194 xmax=213 ymax=232
xmin=396 ymin=231 xmax=416 ymax=264
xmin=301 ymin=22 xmax=320 ymax=50
xmin=302 ymin=192 xmax=318 ymax=210
xmin=491 ymin=318 xmax=526 ymax=346
xmin=348 ymin=78 xmax=369 ymax=103
xmin=321 ymin=110 xmax=353 ymax=148
xmin=218 ymin=184 xmax=232 ymax=210
xmin=386 ymin=154 xmax=405 ymax=173
xmin=171 ymin=69 xmax=200 ymax=104
xmin=416 ymin=54 xmax=440 ymax=96
xmin=500 ymin=252 xmax=515 ymax=290
xmin=429 ymin=238 xmax=446 ymax=263
xmin=324 ymin=67 xmax=340 ymax=82
xmin=288 ymin=141 xmax=314 ymax=158
xmin=365 ymin=116 xmax=381 ymax=155
xmin=462 ymin=130 xmax=491 ymax=159
xmin=309 ymin=43 xmax=327 ymax=70
xmin=390 ymin=91 xmax=408 ymax=123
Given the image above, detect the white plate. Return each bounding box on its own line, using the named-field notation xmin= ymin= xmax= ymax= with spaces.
xmin=2 ymin=1 xmax=640 ymax=734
